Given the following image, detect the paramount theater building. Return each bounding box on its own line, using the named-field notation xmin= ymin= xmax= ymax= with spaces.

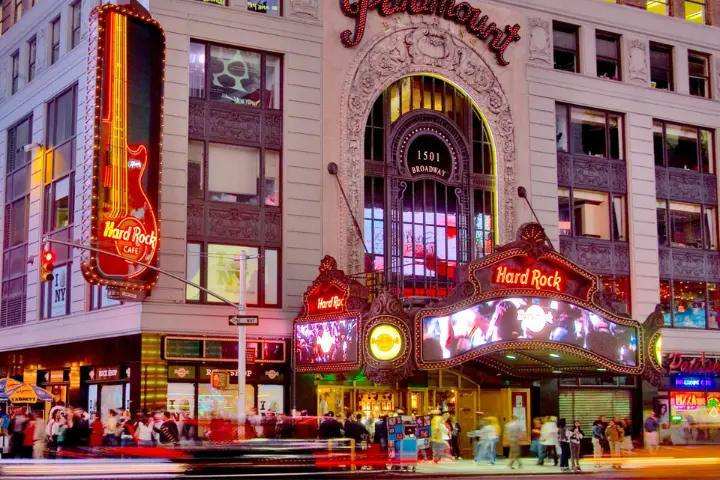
xmin=3 ymin=0 xmax=720 ymax=451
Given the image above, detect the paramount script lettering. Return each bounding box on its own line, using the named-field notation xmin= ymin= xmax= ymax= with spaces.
xmin=494 ymin=265 xmax=562 ymax=292
xmin=339 ymin=0 xmax=522 ymax=66
xmin=411 ymin=165 xmax=448 ymax=178
xmin=317 ymin=295 xmax=345 ymax=310
xmin=667 ymin=352 xmax=720 ymax=376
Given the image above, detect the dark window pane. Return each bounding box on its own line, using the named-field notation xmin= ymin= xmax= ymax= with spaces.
xmin=558 ymin=188 xmax=571 ymax=236
xmin=672 ymin=281 xmax=706 ymax=328
xmin=597 ymin=59 xmax=619 ymax=80
xmin=701 ymin=130 xmax=713 ymax=174
xmin=596 ymin=36 xmax=619 ymax=59
xmin=657 ymin=201 xmax=668 ymax=245
xmin=570 ymin=108 xmax=607 ymax=157
xmin=650 ymin=44 xmax=672 ymax=90
xmin=10 ymin=199 xmax=27 ymax=247
xmin=669 ymin=201 xmax=702 ymax=248
xmin=554 ymin=50 xmax=577 ymax=72
xmin=653 ymin=121 xmax=665 ymax=166
xmin=554 ymin=27 xmax=577 ymax=50
xmin=188 ymin=140 xmax=204 ymax=199
xmin=666 ymin=124 xmax=699 ymax=171
xmin=54 ymin=89 xmax=75 ymax=144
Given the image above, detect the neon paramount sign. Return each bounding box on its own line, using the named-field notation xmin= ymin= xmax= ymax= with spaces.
xmin=494 ymin=265 xmax=563 ymax=292
xmin=339 ymin=0 xmax=522 ymax=66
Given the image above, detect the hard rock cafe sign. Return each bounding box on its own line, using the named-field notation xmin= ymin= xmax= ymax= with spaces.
xmin=81 ymin=4 xmax=164 ymax=292
xmin=339 ymin=0 xmax=522 ymax=66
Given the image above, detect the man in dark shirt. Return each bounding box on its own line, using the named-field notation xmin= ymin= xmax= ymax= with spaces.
xmin=344 ymin=413 xmax=369 ymax=444
xmin=318 ymin=412 xmax=342 ymax=439
xmin=373 ymin=415 xmax=388 ymax=451
xmin=155 ymin=411 xmax=179 ymax=445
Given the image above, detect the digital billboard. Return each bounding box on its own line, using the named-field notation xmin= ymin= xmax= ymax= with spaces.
xmin=294 ymin=318 xmax=359 ymax=367
xmin=421 ymin=297 xmax=638 ymax=367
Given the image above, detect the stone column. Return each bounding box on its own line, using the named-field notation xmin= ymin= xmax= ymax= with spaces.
xmin=671 ymin=0 xmax=686 ymax=20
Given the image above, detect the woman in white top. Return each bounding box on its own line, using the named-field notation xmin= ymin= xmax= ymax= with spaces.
xmin=135 ymin=417 xmax=155 ymax=446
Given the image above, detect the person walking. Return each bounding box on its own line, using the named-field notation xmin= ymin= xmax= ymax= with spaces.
xmin=89 ymin=412 xmax=103 ymax=447
xmin=505 ymin=416 xmax=523 ymax=470
xmin=644 ymin=411 xmax=659 ymax=454
xmin=319 ymin=412 xmax=343 ymax=440
xmin=31 ymin=413 xmax=46 ymax=459
xmin=22 ymin=414 xmax=35 ymax=459
xmin=103 ymin=409 xmax=119 ymax=446
xmin=531 ymin=417 xmax=542 ymax=464
xmin=605 ymin=419 xmax=624 ymax=468
xmin=135 ymin=415 xmax=155 ymax=446
xmin=557 ymin=419 xmax=571 ymax=471
xmin=482 ymin=417 xmax=500 ymax=466
xmin=569 ymin=420 xmax=584 ymax=472
xmin=450 ymin=416 xmax=462 ymax=459
xmin=430 ymin=411 xmax=451 ymax=463
xmin=539 ymin=416 xmax=558 ymax=466
xmin=471 ymin=418 xmax=486 ymax=464
xmin=591 ymin=420 xmax=604 ymax=467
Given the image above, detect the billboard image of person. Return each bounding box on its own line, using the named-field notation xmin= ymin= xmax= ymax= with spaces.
xmin=421 ymin=297 xmax=637 ymax=366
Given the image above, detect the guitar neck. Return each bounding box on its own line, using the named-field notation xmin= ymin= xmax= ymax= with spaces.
xmin=107 ymin=11 xmax=129 ymax=219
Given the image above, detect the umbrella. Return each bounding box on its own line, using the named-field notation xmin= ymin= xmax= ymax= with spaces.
xmin=0 ymin=378 xmax=22 ymax=398
xmin=2 ymin=383 xmax=56 ymax=403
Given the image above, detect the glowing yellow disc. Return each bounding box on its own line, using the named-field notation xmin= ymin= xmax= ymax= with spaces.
xmin=369 ymin=324 xmax=403 ymax=361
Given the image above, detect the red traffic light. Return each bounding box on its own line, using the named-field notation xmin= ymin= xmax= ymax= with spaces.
xmin=42 ymin=250 xmax=55 ymax=263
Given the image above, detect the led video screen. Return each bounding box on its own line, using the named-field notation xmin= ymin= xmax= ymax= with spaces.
xmin=294 ymin=318 xmax=359 ymax=366
xmin=421 ymin=297 xmax=638 ymax=366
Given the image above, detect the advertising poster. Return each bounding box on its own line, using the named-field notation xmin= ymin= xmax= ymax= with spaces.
xmin=294 ymin=318 xmax=358 ymax=366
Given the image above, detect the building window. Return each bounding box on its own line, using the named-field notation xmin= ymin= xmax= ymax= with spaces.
xmin=364 ymin=95 xmax=384 ymax=162
xmin=27 ymin=36 xmax=36 ymax=83
xmin=90 ymin=285 xmax=121 ymax=310
xmin=558 ymin=188 xmax=627 ymax=241
xmin=657 ymin=200 xmax=717 ymax=249
xmin=556 ymin=104 xmax=624 ymax=160
xmin=10 ymin=50 xmax=19 ymax=94
xmin=41 ymin=86 xmax=77 ymax=319
xmin=188 ymin=41 xmax=281 ymax=109
xmin=553 ymin=22 xmax=579 ymax=73
xmin=195 ymin=0 xmax=228 ymax=5
xmin=650 ymin=43 xmax=673 ymax=91
xmin=50 ymin=17 xmax=61 ymax=65
xmin=596 ymin=32 xmax=621 ymax=81
xmin=248 ymin=0 xmax=280 ymax=15
xmin=661 ymin=279 xmax=720 ymax=329
xmin=185 ymin=243 xmax=280 ymax=307
xmin=14 ymin=0 xmax=21 ymax=23
xmin=689 ymin=52 xmax=710 ymax=98
xmin=2 ymin=116 xmax=32 ymax=328
xmin=71 ymin=1 xmax=82 ymax=49
xmin=653 ymin=120 xmax=713 ymax=172
xmin=598 ymin=274 xmax=631 ymax=314
xmin=647 ymin=0 xmax=669 ymax=15
xmin=685 ymin=0 xmax=706 ymax=23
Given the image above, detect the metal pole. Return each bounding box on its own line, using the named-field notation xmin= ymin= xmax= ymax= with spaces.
xmin=237 ymin=250 xmax=247 ymax=437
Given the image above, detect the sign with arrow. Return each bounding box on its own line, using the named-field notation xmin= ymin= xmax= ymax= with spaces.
xmin=229 ymin=315 xmax=259 ymax=326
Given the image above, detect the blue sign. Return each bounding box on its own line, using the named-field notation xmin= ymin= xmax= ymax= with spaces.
xmin=673 ymin=376 xmax=714 ymax=388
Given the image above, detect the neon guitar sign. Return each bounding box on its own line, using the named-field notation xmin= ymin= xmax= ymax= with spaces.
xmin=82 ymin=5 xmax=164 ymax=290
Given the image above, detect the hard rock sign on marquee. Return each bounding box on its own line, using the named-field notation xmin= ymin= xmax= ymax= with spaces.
xmin=81 ymin=4 xmax=165 ymax=291
xmin=339 ymin=0 xmax=522 ymax=66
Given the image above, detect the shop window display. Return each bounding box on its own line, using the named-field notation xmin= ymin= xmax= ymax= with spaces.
xmin=662 ymin=280 xmax=720 ymax=329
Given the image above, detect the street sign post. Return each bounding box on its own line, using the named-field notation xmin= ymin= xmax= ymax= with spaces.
xmin=229 ymin=315 xmax=260 ymax=326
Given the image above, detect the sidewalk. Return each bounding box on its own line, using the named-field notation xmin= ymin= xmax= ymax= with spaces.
xmin=413 ymin=458 xmax=612 ymax=475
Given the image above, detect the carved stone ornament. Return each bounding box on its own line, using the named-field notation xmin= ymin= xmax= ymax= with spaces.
xmin=642 ymin=306 xmax=665 ymax=387
xmin=527 ymin=18 xmax=551 ymax=66
xmin=290 ymin=0 xmax=318 ymax=20
xmin=627 ymin=38 xmax=649 ymax=85
xmin=363 ymin=291 xmax=415 ymax=384
xmin=338 ymin=18 xmax=517 ymax=274
xmin=36 ymin=27 xmax=47 ymax=74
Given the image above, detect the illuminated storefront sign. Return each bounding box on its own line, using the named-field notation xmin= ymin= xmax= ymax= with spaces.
xmin=673 ymin=377 xmax=714 ymax=388
xmin=317 ymin=295 xmax=345 ymax=311
xmin=339 ymin=0 xmax=522 ymax=66
xmin=306 ymin=283 xmax=349 ymax=316
xmin=666 ymin=352 xmax=720 ymax=376
xmin=494 ymin=266 xmax=563 ymax=292
xmin=368 ymin=324 xmax=404 ymax=361
xmin=81 ymin=5 xmax=164 ymax=291
xmin=673 ymin=392 xmax=701 ymax=411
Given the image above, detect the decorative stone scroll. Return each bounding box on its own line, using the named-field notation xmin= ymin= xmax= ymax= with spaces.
xmin=627 ymin=38 xmax=649 ymax=85
xmin=527 ymin=17 xmax=552 ymax=66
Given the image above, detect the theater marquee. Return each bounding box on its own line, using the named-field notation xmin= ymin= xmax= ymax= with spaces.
xmin=81 ymin=4 xmax=165 ymax=291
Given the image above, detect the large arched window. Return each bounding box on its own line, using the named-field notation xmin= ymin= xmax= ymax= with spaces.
xmin=363 ymin=76 xmax=497 ymax=298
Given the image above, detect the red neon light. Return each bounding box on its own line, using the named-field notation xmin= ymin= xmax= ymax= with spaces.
xmin=494 ymin=265 xmax=563 ymax=292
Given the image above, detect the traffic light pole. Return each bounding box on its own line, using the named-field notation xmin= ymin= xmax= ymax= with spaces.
xmin=42 ymin=237 xmax=238 ymax=307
